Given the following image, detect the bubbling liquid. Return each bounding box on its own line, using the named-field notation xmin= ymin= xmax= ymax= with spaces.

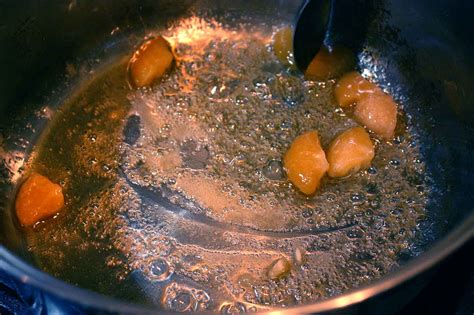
xmin=25 ymin=17 xmax=430 ymax=312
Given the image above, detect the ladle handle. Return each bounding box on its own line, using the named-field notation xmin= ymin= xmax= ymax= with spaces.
xmin=293 ymin=0 xmax=332 ymax=72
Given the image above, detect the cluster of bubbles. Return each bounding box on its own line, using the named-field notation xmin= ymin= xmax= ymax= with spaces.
xmin=25 ymin=16 xmax=432 ymax=312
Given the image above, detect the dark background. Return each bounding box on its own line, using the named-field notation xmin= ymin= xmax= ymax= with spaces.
xmin=397 ymin=239 xmax=473 ymax=315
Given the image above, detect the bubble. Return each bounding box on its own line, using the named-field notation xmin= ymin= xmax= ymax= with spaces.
xmin=149 ymin=258 xmax=173 ymax=281
xmin=220 ymin=302 xmax=247 ymax=315
xmin=279 ymin=119 xmax=292 ymax=130
xmin=252 ymin=77 xmax=266 ymax=88
xmin=346 ymin=229 xmax=363 ymax=239
xmin=205 ymin=52 xmax=217 ymax=62
xmin=350 ymin=193 xmax=365 ymax=204
xmin=325 ymin=193 xmax=336 ymax=201
xmin=162 ymin=284 xmax=204 ymax=312
xmin=370 ymin=199 xmax=381 ymax=209
xmin=389 ymin=159 xmax=400 ymax=166
xmin=301 ymin=209 xmax=313 ymax=218
xmin=235 ymin=95 xmax=248 ymax=105
xmin=171 ymin=291 xmax=193 ymax=312
xmin=262 ymin=159 xmax=284 ymax=181
xmin=365 ymin=183 xmax=378 ymax=195
xmin=390 ymin=208 xmax=403 ymax=216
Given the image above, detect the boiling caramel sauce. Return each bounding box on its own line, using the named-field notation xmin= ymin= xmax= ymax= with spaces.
xmin=22 ymin=17 xmax=430 ymax=311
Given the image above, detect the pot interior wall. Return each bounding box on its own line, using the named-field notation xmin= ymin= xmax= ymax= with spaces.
xmin=0 ymin=0 xmax=473 ymax=311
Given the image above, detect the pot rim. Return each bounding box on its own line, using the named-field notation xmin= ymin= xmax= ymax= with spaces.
xmin=1 ymin=213 xmax=473 ymax=314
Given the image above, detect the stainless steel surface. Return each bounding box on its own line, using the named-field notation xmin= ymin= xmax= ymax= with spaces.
xmin=0 ymin=0 xmax=473 ymax=313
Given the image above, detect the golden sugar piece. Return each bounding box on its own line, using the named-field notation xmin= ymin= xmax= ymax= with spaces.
xmin=334 ymin=71 xmax=381 ymax=107
xmin=283 ymin=131 xmax=329 ymax=195
xmin=15 ymin=173 xmax=64 ymax=227
xmin=129 ymin=36 xmax=174 ymax=88
xmin=327 ymin=127 xmax=375 ymax=178
xmin=354 ymin=92 xmax=398 ymax=139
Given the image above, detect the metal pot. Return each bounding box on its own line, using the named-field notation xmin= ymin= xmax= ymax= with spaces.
xmin=0 ymin=0 xmax=473 ymax=313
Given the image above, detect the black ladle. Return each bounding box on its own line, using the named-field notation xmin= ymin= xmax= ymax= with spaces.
xmin=293 ymin=0 xmax=374 ymax=72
